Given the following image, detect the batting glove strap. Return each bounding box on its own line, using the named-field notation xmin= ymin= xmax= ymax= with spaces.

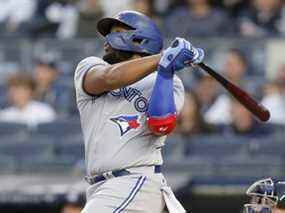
xmin=159 ymin=37 xmax=204 ymax=71
xmin=191 ymin=47 xmax=205 ymax=64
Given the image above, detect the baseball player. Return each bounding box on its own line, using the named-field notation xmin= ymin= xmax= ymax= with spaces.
xmin=244 ymin=178 xmax=285 ymax=213
xmin=74 ymin=10 xmax=204 ymax=213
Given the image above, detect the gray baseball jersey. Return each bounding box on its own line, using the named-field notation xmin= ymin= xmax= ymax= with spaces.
xmin=74 ymin=56 xmax=185 ymax=176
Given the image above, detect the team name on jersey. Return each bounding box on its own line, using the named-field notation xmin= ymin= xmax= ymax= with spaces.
xmin=110 ymin=87 xmax=148 ymax=112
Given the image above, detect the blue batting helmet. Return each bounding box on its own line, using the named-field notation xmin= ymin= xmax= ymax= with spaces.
xmin=97 ymin=10 xmax=163 ymax=55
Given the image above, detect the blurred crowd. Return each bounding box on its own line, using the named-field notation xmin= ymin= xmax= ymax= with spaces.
xmin=1 ymin=0 xmax=285 ymax=38
xmin=0 ymin=57 xmax=69 ymax=127
xmin=0 ymin=0 xmax=284 ymax=139
xmin=176 ymin=48 xmax=285 ymax=137
xmin=60 ymin=190 xmax=84 ymax=213
xmin=0 ymin=45 xmax=284 ymax=139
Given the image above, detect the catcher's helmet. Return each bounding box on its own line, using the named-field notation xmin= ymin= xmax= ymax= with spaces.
xmin=97 ymin=10 xmax=163 ymax=55
xmin=244 ymin=178 xmax=279 ymax=213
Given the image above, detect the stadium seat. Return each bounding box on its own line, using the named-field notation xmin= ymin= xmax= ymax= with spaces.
xmin=164 ymin=134 xmax=188 ymax=159
xmin=247 ymin=136 xmax=285 ymax=156
xmin=17 ymin=156 xmax=80 ymax=173
xmin=31 ymin=118 xmax=81 ymax=138
xmin=0 ymin=155 xmax=16 ymax=171
xmin=0 ymin=85 xmax=7 ymax=107
xmin=184 ymin=135 xmax=248 ymax=158
xmin=0 ymin=140 xmax=51 ymax=157
xmin=55 ymin=137 xmax=84 ymax=160
xmin=0 ymin=122 xmax=28 ymax=136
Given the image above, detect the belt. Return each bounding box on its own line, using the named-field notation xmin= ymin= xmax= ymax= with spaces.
xmin=85 ymin=165 xmax=161 ymax=185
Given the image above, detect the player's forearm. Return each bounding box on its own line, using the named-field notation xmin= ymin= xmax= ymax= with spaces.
xmin=103 ymin=54 xmax=161 ymax=89
xmin=86 ymin=54 xmax=161 ymax=95
xmin=147 ymin=66 xmax=177 ymax=135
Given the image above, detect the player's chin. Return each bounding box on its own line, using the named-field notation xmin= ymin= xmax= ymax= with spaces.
xmin=103 ymin=52 xmax=118 ymax=64
xmin=103 ymin=50 xmax=134 ymax=64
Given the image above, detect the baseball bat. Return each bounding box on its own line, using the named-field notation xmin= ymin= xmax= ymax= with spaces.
xmin=197 ymin=62 xmax=270 ymax=122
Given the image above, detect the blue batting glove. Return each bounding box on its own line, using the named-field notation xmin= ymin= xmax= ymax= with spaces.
xmin=159 ymin=37 xmax=204 ymax=72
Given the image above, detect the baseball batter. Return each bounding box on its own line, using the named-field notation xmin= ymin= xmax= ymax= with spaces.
xmin=74 ymin=11 xmax=204 ymax=213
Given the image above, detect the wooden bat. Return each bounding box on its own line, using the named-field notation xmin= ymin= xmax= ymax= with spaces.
xmin=198 ymin=63 xmax=270 ymax=122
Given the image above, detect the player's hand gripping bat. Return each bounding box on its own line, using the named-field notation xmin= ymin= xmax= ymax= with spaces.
xmin=197 ymin=63 xmax=270 ymax=122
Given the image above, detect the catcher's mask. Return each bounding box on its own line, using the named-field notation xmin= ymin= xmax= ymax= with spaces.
xmin=244 ymin=178 xmax=279 ymax=213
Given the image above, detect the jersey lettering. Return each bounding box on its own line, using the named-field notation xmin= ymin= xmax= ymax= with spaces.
xmin=134 ymin=96 xmax=148 ymax=112
xmin=110 ymin=87 xmax=148 ymax=112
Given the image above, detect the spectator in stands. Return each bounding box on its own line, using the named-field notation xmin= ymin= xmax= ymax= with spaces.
xmin=275 ymin=63 xmax=285 ymax=84
xmin=132 ymin=0 xmax=155 ymax=18
xmin=204 ymin=48 xmax=248 ymax=124
xmin=164 ymin=0 xmax=233 ymax=37
xmin=23 ymin=0 xmax=58 ymax=37
xmin=0 ymin=0 xmax=36 ymax=36
xmin=131 ymin=0 xmax=162 ymax=29
xmin=45 ymin=0 xmax=78 ymax=38
xmin=223 ymin=48 xmax=248 ymax=84
xmin=239 ymin=0 xmax=283 ymax=37
xmin=176 ymin=91 xmax=215 ymax=136
xmin=61 ymin=191 xmax=84 ymax=213
xmin=226 ymin=98 xmax=271 ymax=136
xmin=100 ymin=0 xmax=132 ymax=17
xmin=261 ymin=79 xmax=285 ymax=124
xmin=221 ymin=0 xmax=249 ymax=18
xmin=0 ymin=73 xmax=56 ymax=127
xmin=194 ymin=74 xmax=219 ymax=113
xmin=33 ymin=58 xmax=66 ymax=111
xmin=24 ymin=0 xmax=77 ymax=38
xmin=279 ymin=6 xmax=285 ymax=36
xmin=274 ymin=208 xmax=285 ymax=213
xmin=75 ymin=0 xmax=104 ymax=38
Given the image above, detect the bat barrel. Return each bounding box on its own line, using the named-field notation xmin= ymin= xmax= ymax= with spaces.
xmin=198 ymin=63 xmax=270 ymax=122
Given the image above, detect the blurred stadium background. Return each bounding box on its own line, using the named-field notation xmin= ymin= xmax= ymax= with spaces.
xmin=0 ymin=0 xmax=285 ymax=212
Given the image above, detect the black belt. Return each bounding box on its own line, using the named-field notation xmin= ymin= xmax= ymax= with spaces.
xmin=85 ymin=165 xmax=162 ymax=185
